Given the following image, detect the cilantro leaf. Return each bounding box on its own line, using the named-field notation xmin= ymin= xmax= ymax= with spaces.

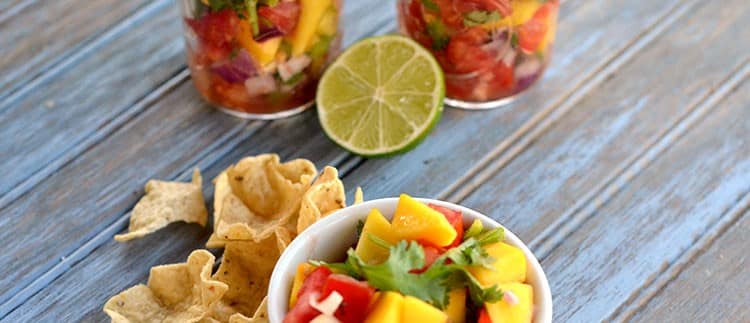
xmin=464 ymin=219 xmax=484 ymax=241
xmin=463 ymin=10 xmax=501 ymax=27
xmin=426 ymin=20 xmax=450 ymax=50
xmin=421 ymin=0 xmax=440 ymax=12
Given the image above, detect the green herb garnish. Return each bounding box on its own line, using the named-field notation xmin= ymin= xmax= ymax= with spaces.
xmin=421 ymin=0 xmax=440 ymax=12
xmin=463 ymin=10 xmax=501 ymax=27
xmin=320 ymin=227 xmax=506 ymax=309
xmin=426 ymin=20 xmax=450 ymax=50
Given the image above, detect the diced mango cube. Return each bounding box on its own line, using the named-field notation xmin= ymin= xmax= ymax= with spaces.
xmin=402 ymin=296 xmax=448 ymax=323
xmin=355 ymin=209 xmax=398 ymax=264
xmin=391 ymin=194 xmax=457 ymax=247
xmin=444 ymin=289 xmax=467 ymax=323
xmin=485 ymin=283 xmax=534 ymax=323
xmin=288 ymin=0 xmax=332 ymax=55
xmin=289 ymin=263 xmax=316 ymax=307
xmin=469 ymin=242 xmax=527 ymax=286
xmin=364 ymin=292 xmax=403 ymax=323
xmin=316 ymin=7 xmax=338 ymax=36
xmin=237 ymin=20 xmax=282 ymax=65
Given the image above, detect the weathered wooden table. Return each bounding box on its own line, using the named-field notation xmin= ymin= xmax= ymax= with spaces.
xmin=1 ymin=0 xmax=748 ymax=321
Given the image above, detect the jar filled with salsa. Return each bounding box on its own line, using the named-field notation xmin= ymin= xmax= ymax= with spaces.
xmin=398 ymin=0 xmax=559 ymax=109
xmin=180 ymin=0 xmax=342 ymax=119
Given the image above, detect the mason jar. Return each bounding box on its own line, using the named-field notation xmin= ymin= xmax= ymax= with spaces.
xmin=398 ymin=0 xmax=559 ymax=109
xmin=180 ymin=0 xmax=343 ymax=119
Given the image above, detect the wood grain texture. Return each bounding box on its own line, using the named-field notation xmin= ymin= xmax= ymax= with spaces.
xmin=0 ymin=5 xmax=185 ymax=207
xmin=458 ymin=0 xmax=749 ymax=248
xmin=0 ymin=0 xmax=160 ymax=99
xmin=540 ymin=74 xmax=750 ymax=322
xmin=629 ymin=208 xmax=750 ymax=322
xmin=0 ymin=0 xmax=393 ymax=315
xmin=342 ymin=0 xmax=692 ymax=201
xmin=1 ymin=112 xmax=348 ymax=322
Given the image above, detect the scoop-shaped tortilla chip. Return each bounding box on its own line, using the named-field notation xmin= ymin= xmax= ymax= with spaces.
xmin=115 ymin=169 xmax=207 ymax=242
xmin=211 ymin=231 xmax=287 ymax=319
xmin=208 ymin=155 xmax=316 ymax=248
xmin=104 ymin=250 xmax=227 ymax=322
xmin=297 ymin=166 xmax=346 ymax=233
xmin=227 ymin=297 xmax=268 ymax=323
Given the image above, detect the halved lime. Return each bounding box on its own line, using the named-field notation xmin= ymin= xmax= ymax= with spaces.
xmin=316 ymin=35 xmax=445 ymax=157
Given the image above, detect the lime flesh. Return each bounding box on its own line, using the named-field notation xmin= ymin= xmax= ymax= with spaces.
xmin=316 ymin=35 xmax=445 ymax=157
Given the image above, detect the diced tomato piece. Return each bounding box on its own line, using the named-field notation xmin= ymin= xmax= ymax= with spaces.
xmin=517 ymin=1 xmax=555 ymax=53
xmin=428 ymin=204 xmax=464 ymax=248
xmin=258 ymin=2 xmax=300 ymax=35
xmin=409 ymin=244 xmax=443 ymax=273
xmin=321 ymin=274 xmax=376 ymax=323
xmin=478 ymin=308 xmax=493 ymax=323
xmin=185 ymin=9 xmax=240 ymax=61
xmin=446 ymin=27 xmax=494 ymax=74
xmin=284 ymin=266 xmax=332 ymax=323
xmin=434 ymin=0 xmax=464 ymax=28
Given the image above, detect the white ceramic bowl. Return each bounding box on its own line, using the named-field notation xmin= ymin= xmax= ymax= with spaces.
xmin=268 ymin=198 xmax=552 ymax=323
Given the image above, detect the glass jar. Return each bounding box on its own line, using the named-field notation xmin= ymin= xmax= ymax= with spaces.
xmin=180 ymin=0 xmax=342 ymax=119
xmin=397 ymin=0 xmax=559 ymax=109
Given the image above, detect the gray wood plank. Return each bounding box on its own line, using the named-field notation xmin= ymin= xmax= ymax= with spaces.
xmin=0 ymin=4 xmax=186 ymax=208
xmin=1 ymin=112 xmax=347 ymax=322
xmin=342 ymin=0 xmax=696 ymax=202
xmin=629 ymin=208 xmax=750 ymax=322
xmin=0 ymin=0 xmax=161 ymax=99
xmin=0 ymin=0 xmax=392 ymax=314
xmin=0 ymin=0 xmax=33 ymax=22
xmin=539 ymin=73 xmax=750 ymax=322
xmin=458 ymin=0 xmax=749 ymax=246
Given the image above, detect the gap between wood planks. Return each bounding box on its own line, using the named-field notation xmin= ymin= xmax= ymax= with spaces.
xmin=609 ymin=189 xmax=750 ymax=322
xmin=0 ymin=0 xmax=38 ymax=24
xmin=0 ymin=68 xmax=189 ymax=214
xmin=530 ymin=59 xmax=749 ymax=260
xmin=0 ymin=9 xmax=392 ymax=317
xmin=0 ymin=0 xmax=171 ymax=110
xmin=437 ymin=0 xmax=701 ymax=204
xmin=0 ymin=121 xmax=262 ymax=318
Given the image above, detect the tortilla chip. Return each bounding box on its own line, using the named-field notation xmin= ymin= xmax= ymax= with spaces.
xmin=211 ymin=232 xmax=286 ymax=318
xmin=104 ymin=250 xmax=227 ymax=322
xmin=227 ymin=297 xmax=268 ymax=323
xmin=297 ymin=166 xmax=346 ymax=233
xmin=115 ymin=169 xmax=207 ymax=242
xmin=208 ymin=155 xmax=316 ymax=248
xmin=354 ymin=187 xmax=364 ymax=205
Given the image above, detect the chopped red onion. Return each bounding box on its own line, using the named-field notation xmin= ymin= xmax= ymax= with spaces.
xmin=244 ymin=74 xmax=278 ymax=97
xmin=516 ymin=56 xmax=543 ymax=90
xmin=254 ymin=24 xmax=284 ymax=42
xmin=278 ymin=55 xmax=312 ymax=81
xmin=210 ymin=49 xmax=258 ymax=83
xmin=503 ymin=291 xmax=519 ymax=306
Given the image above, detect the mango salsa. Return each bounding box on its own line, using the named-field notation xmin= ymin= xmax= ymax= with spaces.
xmin=444 ymin=289 xmax=467 ymax=323
xmin=485 ymin=283 xmax=534 ymax=323
xmin=364 ymin=292 xmax=403 ymax=323
xmin=469 ymin=242 xmax=527 ymax=286
xmin=402 ymin=296 xmax=448 ymax=323
xmin=391 ymin=194 xmax=457 ymax=247
xmin=288 ymin=0 xmax=332 ymax=55
xmin=289 ymin=263 xmax=316 ymax=307
xmin=355 ymin=209 xmax=399 ymax=264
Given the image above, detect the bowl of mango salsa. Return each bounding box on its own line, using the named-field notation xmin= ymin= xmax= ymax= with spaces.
xmin=269 ymin=194 xmax=552 ymax=323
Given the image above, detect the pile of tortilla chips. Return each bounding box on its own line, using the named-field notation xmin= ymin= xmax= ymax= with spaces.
xmin=105 ymin=154 xmax=362 ymax=322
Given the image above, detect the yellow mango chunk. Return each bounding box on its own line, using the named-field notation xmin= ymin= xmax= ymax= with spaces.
xmin=444 ymin=289 xmax=467 ymax=323
xmin=402 ymin=296 xmax=448 ymax=323
xmin=469 ymin=242 xmax=527 ymax=286
xmin=316 ymin=7 xmax=338 ymax=36
xmin=355 ymin=209 xmax=398 ymax=264
xmin=538 ymin=9 xmax=558 ymax=52
xmin=391 ymin=194 xmax=457 ymax=247
xmin=481 ymin=0 xmax=541 ymax=30
xmin=237 ymin=20 xmax=282 ymax=65
xmin=364 ymin=292 xmax=403 ymax=323
xmin=486 ymin=283 xmax=534 ymax=323
xmin=288 ymin=0 xmax=332 ymax=55
xmin=289 ymin=263 xmax=316 ymax=307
